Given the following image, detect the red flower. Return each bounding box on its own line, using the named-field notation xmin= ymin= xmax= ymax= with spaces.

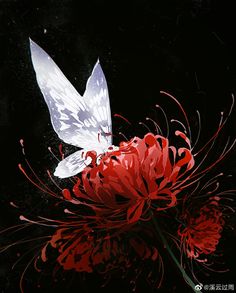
xmin=41 ymin=220 xmax=160 ymax=277
xmin=178 ymin=198 xmax=225 ymax=261
xmin=72 ymin=131 xmax=195 ymax=225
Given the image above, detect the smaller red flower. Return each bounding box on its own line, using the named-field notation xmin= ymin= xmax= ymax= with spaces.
xmin=178 ymin=198 xmax=225 ymax=261
xmin=41 ymin=220 xmax=159 ymax=277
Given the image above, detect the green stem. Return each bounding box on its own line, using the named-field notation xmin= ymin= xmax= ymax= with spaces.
xmin=152 ymin=215 xmax=202 ymax=293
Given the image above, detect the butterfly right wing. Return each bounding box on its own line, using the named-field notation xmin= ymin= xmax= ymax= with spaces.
xmin=83 ymin=59 xmax=112 ymax=147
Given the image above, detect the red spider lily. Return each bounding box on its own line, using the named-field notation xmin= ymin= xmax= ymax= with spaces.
xmin=40 ymin=219 xmax=161 ymax=283
xmin=42 ymin=224 xmax=131 ymax=273
xmin=69 ymin=92 xmax=235 ymax=227
xmin=71 ymin=131 xmax=195 ymax=225
xmin=177 ymin=197 xmax=225 ymax=262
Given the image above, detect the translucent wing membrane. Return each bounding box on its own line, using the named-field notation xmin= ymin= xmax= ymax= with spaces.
xmin=30 ymin=39 xmax=112 ymax=177
xmin=83 ymin=60 xmax=112 ymax=145
xmin=30 ymin=39 xmax=112 ymax=150
xmin=54 ymin=150 xmax=92 ymax=178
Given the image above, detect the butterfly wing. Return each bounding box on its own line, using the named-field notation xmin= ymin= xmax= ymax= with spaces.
xmin=83 ymin=59 xmax=112 ymax=147
xmin=30 ymin=39 xmax=113 ymax=178
xmin=30 ymin=39 xmax=112 ymax=150
xmin=54 ymin=149 xmax=92 ymax=178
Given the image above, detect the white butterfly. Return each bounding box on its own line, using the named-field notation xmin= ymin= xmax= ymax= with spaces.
xmin=30 ymin=39 xmax=117 ymax=178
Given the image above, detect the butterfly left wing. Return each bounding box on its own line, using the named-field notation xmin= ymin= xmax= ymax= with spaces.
xmin=54 ymin=149 xmax=92 ymax=178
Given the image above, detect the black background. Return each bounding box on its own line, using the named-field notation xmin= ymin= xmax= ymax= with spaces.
xmin=0 ymin=0 xmax=236 ymax=292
